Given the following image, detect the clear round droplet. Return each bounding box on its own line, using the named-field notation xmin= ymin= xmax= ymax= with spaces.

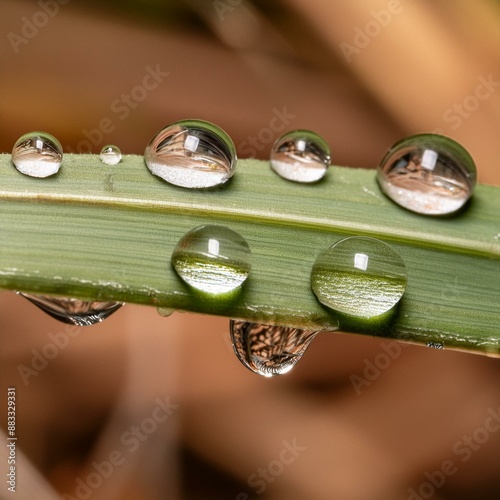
xmin=311 ymin=237 xmax=407 ymax=318
xmin=230 ymin=320 xmax=320 ymax=377
xmin=156 ymin=306 xmax=174 ymax=317
xmin=270 ymin=129 xmax=330 ymax=183
xmin=11 ymin=131 xmax=63 ymax=178
xmin=171 ymin=225 xmax=251 ymax=295
xmin=100 ymin=144 xmax=122 ymax=165
xmin=18 ymin=293 xmax=123 ymax=326
xmin=377 ymin=133 xmax=476 ymax=215
xmin=144 ymin=119 xmax=237 ymax=188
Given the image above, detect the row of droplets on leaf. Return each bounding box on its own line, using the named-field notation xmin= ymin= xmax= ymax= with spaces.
xmin=10 ymin=120 xmax=477 ymax=215
xmin=9 ymin=120 xmax=477 ymax=376
xmin=17 ymin=230 xmax=407 ymax=377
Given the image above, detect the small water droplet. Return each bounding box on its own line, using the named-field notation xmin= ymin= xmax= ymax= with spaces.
xmin=144 ymin=119 xmax=237 ymax=188
xmin=377 ymin=134 xmax=476 ymax=215
xmin=230 ymin=320 xmax=320 ymax=377
xmin=11 ymin=131 xmax=63 ymax=178
xmin=156 ymin=306 xmax=174 ymax=317
xmin=18 ymin=292 xmax=123 ymax=326
xmin=427 ymin=341 xmax=444 ymax=349
xmin=99 ymin=145 xmax=122 ymax=165
xmin=171 ymin=225 xmax=251 ymax=294
xmin=311 ymin=237 xmax=407 ymax=318
xmin=270 ymin=130 xmax=330 ymax=183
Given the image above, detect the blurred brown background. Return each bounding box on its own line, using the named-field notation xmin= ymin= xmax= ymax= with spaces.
xmin=1 ymin=1 xmax=500 ymax=499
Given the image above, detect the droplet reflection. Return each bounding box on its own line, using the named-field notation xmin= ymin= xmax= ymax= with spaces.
xmin=156 ymin=307 xmax=174 ymax=317
xmin=311 ymin=237 xmax=407 ymax=318
xmin=230 ymin=320 xmax=320 ymax=377
xmin=144 ymin=119 xmax=237 ymax=188
xmin=18 ymin=293 xmax=123 ymax=326
xmin=270 ymin=129 xmax=330 ymax=183
xmin=99 ymin=145 xmax=122 ymax=165
xmin=171 ymin=225 xmax=251 ymax=295
xmin=11 ymin=131 xmax=63 ymax=178
xmin=377 ymin=134 xmax=476 ymax=215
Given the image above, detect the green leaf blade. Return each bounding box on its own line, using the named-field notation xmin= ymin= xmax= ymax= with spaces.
xmin=0 ymin=154 xmax=499 ymax=353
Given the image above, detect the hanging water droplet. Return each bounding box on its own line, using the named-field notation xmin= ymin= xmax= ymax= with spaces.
xmin=230 ymin=320 xmax=320 ymax=377
xmin=171 ymin=225 xmax=251 ymax=294
xmin=99 ymin=144 xmax=122 ymax=165
xmin=270 ymin=130 xmax=331 ymax=183
xmin=156 ymin=306 xmax=174 ymax=317
xmin=144 ymin=119 xmax=237 ymax=188
xmin=311 ymin=237 xmax=407 ymax=318
xmin=377 ymin=134 xmax=476 ymax=215
xmin=17 ymin=292 xmax=123 ymax=326
xmin=11 ymin=131 xmax=63 ymax=178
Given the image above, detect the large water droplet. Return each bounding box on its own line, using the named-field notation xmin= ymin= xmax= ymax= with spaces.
xmin=99 ymin=144 xmax=122 ymax=165
xmin=377 ymin=134 xmax=476 ymax=215
xmin=270 ymin=130 xmax=330 ymax=183
xmin=11 ymin=131 xmax=63 ymax=178
xmin=144 ymin=119 xmax=237 ymax=188
xmin=18 ymin=293 xmax=123 ymax=326
xmin=311 ymin=237 xmax=407 ymax=318
xmin=171 ymin=225 xmax=251 ymax=294
xmin=230 ymin=320 xmax=320 ymax=377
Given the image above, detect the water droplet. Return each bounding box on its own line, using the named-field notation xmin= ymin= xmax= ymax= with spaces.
xmin=311 ymin=237 xmax=407 ymax=318
xmin=377 ymin=134 xmax=476 ymax=215
xmin=270 ymin=130 xmax=330 ymax=183
xmin=230 ymin=320 xmax=320 ymax=377
xmin=99 ymin=145 xmax=122 ymax=165
xmin=427 ymin=341 xmax=444 ymax=349
xmin=17 ymin=292 xmax=123 ymax=326
xmin=144 ymin=119 xmax=237 ymax=188
xmin=156 ymin=306 xmax=174 ymax=317
xmin=11 ymin=131 xmax=63 ymax=178
xmin=171 ymin=225 xmax=251 ymax=294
